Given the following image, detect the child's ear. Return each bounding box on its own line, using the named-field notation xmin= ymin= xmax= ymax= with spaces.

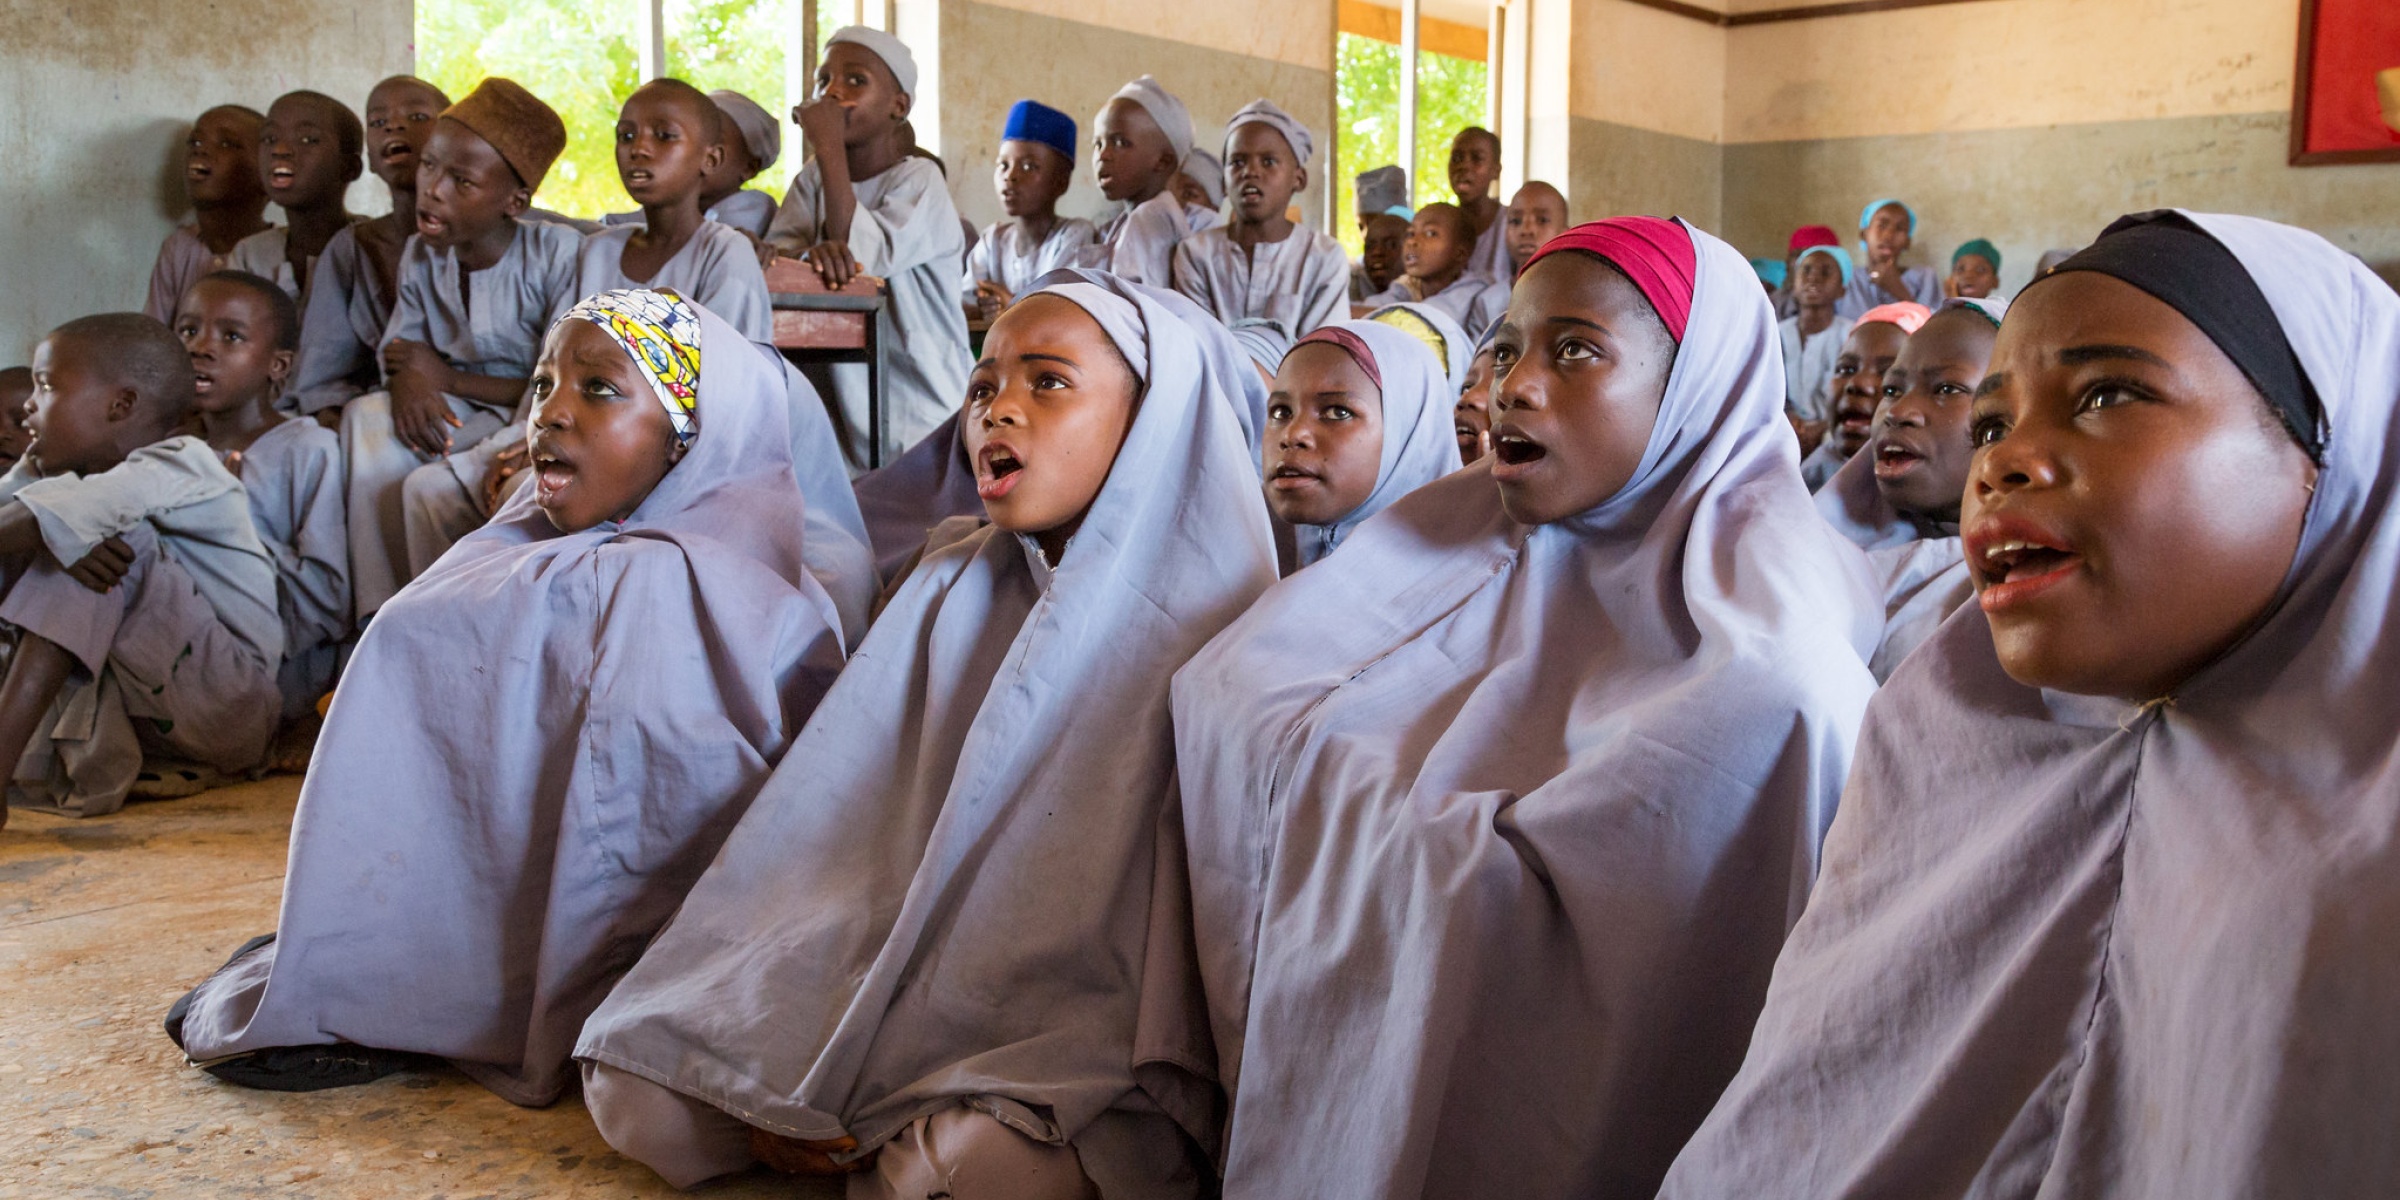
xmin=343 ymin=153 xmax=364 ymax=185
xmin=107 ymin=387 xmax=140 ymax=423
xmin=268 ymin=348 xmax=296 ymax=389
xmin=701 ymin=138 xmax=726 ymax=177
xmin=1294 ymin=164 xmax=1309 ymax=196
xmin=666 ymin=436 xmax=689 ymax=466
xmin=891 ymin=89 xmax=914 ymax=125
xmin=504 ymin=185 xmax=532 ymax=219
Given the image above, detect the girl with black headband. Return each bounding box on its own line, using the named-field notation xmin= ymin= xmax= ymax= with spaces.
xmin=1660 ymin=211 xmax=2400 ymax=1197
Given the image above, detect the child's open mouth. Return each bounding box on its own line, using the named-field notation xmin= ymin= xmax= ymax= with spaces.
xmin=977 ymin=443 xmax=1025 ymax=501
xmin=190 ymin=371 xmax=215 ymax=396
xmin=1267 ymin=462 xmax=1320 ymax=491
xmin=532 ymin=445 xmax=577 ymax=505
xmin=1490 ymin=425 xmax=1547 ymax=476
xmin=625 ymin=169 xmax=655 ymax=189
xmin=1872 ymin=440 xmax=1923 ymax=477
xmin=268 ymin=164 xmax=297 ymax=190
xmin=380 ymin=138 xmax=413 ymax=164
xmin=1967 ymin=517 xmax=2085 ymax=612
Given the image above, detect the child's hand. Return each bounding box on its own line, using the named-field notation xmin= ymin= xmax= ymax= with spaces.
xmin=65 ymin=535 xmax=135 ymax=593
xmin=807 ymin=239 xmax=859 ymax=289
xmin=482 ymin=442 xmax=530 ymax=515
xmin=1867 ymin=261 xmax=1908 ymax=301
xmin=973 ymin=279 xmax=1013 ymax=319
xmin=389 ymin=370 xmax=463 ymax=458
xmin=793 ymin=95 xmax=849 ymax=155
xmin=382 ymin=338 xmax=447 ymax=384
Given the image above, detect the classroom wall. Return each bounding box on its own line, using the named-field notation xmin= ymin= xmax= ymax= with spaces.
xmin=929 ymin=0 xmax=1336 ymax=234
xmin=1717 ymin=0 xmax=2400 ymax=293
xmin=0 ymin=0 xmax=411 ymax=360
xmin=1553 ymin=0 xmax=1726 ymax=230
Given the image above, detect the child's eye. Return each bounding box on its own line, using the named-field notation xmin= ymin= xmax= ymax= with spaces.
xmin=585 ymin=377 xmax=621 ymax=397
xmin=1267 ymin=403 xmax=1292 ymax=423
xmin=1882 ymin=383 xmax=1903 ymax=399
xmin=1935 ymin=382 xmax=1969 ymax=398
xmin=1832 ymin=361 xmax=1858 ymax=377
xmin=1555 ymin=338 xmax=1598 ymax=362
xmin=2075 ymin=382 xmax=2145 ymax=414
xmin=1969 ymin=414 xmax=2008 ymax=448
xmin=1034 ymin=372 xmax=1068 ymax=391
xmin=225 ymin=331 xmax=243 ymax=343
xmin=1325 ymin=404 xmax=1354 ymax=421
xmin=1492 ymin=344 xmax=1519 ymax=368
xmin=528 ymin=376 xmax=554 ymax=400
xmin=967 ymin=381 xmax=995 ymax=406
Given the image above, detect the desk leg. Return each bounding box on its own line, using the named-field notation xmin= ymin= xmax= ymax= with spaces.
xmin=867 ymin=312 xmax=884 ymax=469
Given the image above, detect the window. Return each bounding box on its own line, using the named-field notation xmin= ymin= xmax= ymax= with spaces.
xmin=417 ymin=0 xmax=819 ymax=219
xmin=1333 ymin=0 xmax=1495 ymax=256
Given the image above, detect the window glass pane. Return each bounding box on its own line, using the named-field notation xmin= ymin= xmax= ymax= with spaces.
xmin=666 ymin=0 xmax=800 ymax=199
xmin=416 ymin=0 xmax=639 ymax=219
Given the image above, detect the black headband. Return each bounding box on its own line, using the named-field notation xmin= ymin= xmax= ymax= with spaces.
xmin=2041 ymin=211 xmax=2323 ymax=463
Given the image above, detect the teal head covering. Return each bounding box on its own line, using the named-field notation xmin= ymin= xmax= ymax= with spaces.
xmin=1752 ymin=258 xmax=1788 ymax=289
xmin=1796 ymin=243 xmax=1853 ymax=286
xmin=1859 ymin=198 xmax=1915 ymax=235
xmin=1952 ymin=238 xmax=2001 ymax=272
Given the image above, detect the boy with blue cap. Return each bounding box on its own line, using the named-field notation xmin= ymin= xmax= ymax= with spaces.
xmin=964 ymin=100 xmax=1096 ymax=321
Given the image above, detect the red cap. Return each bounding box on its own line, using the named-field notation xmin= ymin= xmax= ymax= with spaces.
xmin=1788 ymin=225 xmax=1840 ymax=253
xmin=1520 ymin=217 xmax=1697 ymax=344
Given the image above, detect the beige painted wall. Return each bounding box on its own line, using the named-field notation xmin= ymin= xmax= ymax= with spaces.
xmin=0 ymin=0 xmax=412 ymax=359
xmin=1573 ymin=0 xmax=1725 ymax=144
xmin=932 ymin=0 xmax=1336 ymax=233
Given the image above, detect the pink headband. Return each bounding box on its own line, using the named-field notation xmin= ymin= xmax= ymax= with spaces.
xmin=1520 ymin=216 xmax=1697 ymax=343
xmin=1855 ymin=301 xmax=1932 ymax=334
xmin=1291 ymin=327 xmax=1382 ymax=390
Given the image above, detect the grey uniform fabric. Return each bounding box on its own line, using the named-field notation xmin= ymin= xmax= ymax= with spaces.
xmin=287 ymin=224 xmax=395 ymax=417
xmin=576 ymin=277 xmax=1278 ymax=1197
xmin=599 ymin=190 xmax=781 ymax=240
xmin=1835 ymin=262 xmax=1943 ymax=319
xmin=234 ymin=418 xmax=348 ymax=721
xmin=172 ymin=300 xmax=848 ymax=1108
xmin=1170 ymin=221 xmax=1879 ymax=1200
xmin=227 ymin=222 xmax=363 ymax=305
xmin=395 ymin=220 xmax=770 ymax=582
xmin=1661 ymin=210 xmax=2400 ymax=1198
xmin=963 ymin=217 xmax=1099 ymax=304
xmin=1364 ymin=272 xmax=1507 ymax=340
xmin=1170 ymin=224 xmax=1351 ymax=337
xmin=1091 ymin=192 xmax=1197 ymax=290
xmin=1779 ymin=313 xmax=1854 ymax=424
xmin=767 ymin=156 xmax=973 ymax=464
xmin=1864 ymin=536 xmax=1970 ymax=683
xmin=0 ymin=440 xmax=281 ymax=815
xmin=145 ymin=222 xmax=248 ymax=323
xmin=341 ymin=218 xmax=581 ymax=619
xmin=1466 ymin=210 xmax=1510 ymax=284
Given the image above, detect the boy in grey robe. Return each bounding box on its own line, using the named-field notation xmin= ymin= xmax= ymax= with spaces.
xmin=0 ymin=315 xmax=280 ymax=825
xmin=1172 ymin=101 xmax=1352 ymax=337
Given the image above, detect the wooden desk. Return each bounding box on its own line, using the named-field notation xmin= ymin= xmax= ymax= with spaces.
xmin=766 ymin=258 xmax=889 ymax=467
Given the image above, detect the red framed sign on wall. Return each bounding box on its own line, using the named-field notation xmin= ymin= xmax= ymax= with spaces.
xmin=2291 ymin=0 xmax=2400 ymax=164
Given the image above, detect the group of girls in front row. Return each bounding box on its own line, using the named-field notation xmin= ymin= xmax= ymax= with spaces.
xmin=157 ymin=202 xmax=2398 ymax=1199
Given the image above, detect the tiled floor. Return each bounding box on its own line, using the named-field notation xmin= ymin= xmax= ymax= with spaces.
xmin=0 ymin=777 xmax=821 ymax=1199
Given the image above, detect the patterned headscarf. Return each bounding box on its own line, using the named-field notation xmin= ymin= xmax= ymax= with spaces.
xmin=560 ymin=288 xmax=703 ymax=443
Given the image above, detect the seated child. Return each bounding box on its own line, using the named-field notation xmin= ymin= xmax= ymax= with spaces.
xmin=1949 ymin=237 xmax=2001 ymax=299
xmin=145 ymin=106 xmax=272 ymax=323
xmin=1354 ymin=210 xmax=1409 ymax=302
xmin=227 ymin=91 xmax=365 ymax=304
xmin=964 ymin=100 xmax=1098 ymax=323
xmin=1454 ymin=328 xmax=1497 ymax=464
xmin=1351 ymin=163 xmax=1409 ymax=299
xmin=1838 ymin=198 xmax=1943 ymax=318
xmin=1779 ymin=244 xmax=1855 ymax=434
xmin=342 ymin=77 xmax=580 ymax=622
xmin=0 ymin=369 xmax=31 ymax=472
xmin=288 ymin=77 xmax=451 ymax=421
xmin=1504 ymin=180 xmax=1568 ymax=275
xmin=1366 ymin=203 xmax=1506 ymax=335
xmin=0 ymin=315 xmax=280 ymax=825
xmin=1173 ymin=146 xmax=1227 ymax=230
xmin=1815 ymin=296 xmax=2005 ymax=680
xmin=1803 ymin=299 xmax=1926 ymax=491
xmin=767 ymin=27 xmax=972 ymax=464
xmin=1171 ymin=218 xmax=1877 ymax=1199
xmin=602 ymin=89 xmax=783 ymax=238
xmin=173 ymin=272 xmax=349 ymax=722
xmin=1778 ymin=224 xmax=1841 ymax=319
xmin=1087 ymin=74 xmax=1199 ymax=288
xmin=166 ymin=289 xmax=847 ymax=1104
xmin=575 ymin=272 xmax=1277 ymax=1193
xmin=1265 ymin=321 xmax=1459 ymax=571
xmin=1447 ymin=125 xmax=1509 ymax=281
xmin=1172 ymin=100 xmax=1351 ymax=336
xmin=1661 ymin=212 xmax=2380 ymax=1197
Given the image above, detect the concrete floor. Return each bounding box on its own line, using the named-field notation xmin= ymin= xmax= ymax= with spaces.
xmin=0 ymin=776 xmax=821 ymax=1199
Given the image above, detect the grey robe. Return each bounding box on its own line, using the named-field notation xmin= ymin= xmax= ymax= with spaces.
xmin=576 ymin=276 xmax=1278 ymax=1195
xmin=1366 ymin=272 xmax=1508 ymax=339
xmin=144 ymin=222 xmax=248 ymax=323
xmin=173 ymin=300 xmax=848 ymax=1107
xmin=227 ymin=222 xmax=361 ymax=304
xmin=0 ymin=440 xmax=280 ymax=814
xmin=1171 ymin=222 xmax=1878 ymax=1199
xmin=600 ymin=190 xmax=780 ymax=240
xmin=1170 ymin=224 xmax=1352 ymax=337
xmin=1661 ymin=211 xmax=2400 ymax=1199
xmin=235 ymin=418 xmax=348 ymax=721
xmin=767 ymin=156 xmax=973 ymax=464
xmin=341 ymin=218 xmax=581 ymax=619
xmin=287 ymin=224 xmax=394 ymax=417
xmin=1091 ymin=191 xmax=1196 ymax=289
xmin=1466 ymin=209 xmax=1510 ymax=284
xmin=962 ymin=217 xmax=1099 ymax=303
xmin=1834 ymin=261 xmax=1943 ymax=319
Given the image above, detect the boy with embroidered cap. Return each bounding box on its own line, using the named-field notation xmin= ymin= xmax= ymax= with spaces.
xmin=145 ymin=106 xmax=273 ymax=324
xmin=0 ymin=314 xmax=281 ymax=826
xmin=965 ymin=99 xmax=1097 ymax=321
xmin=1839 ymin=198 xmax=1943 ymax=317
xmin=287 ymin=77 xmax=450 ymax=421
xmin=1087 ymin=74 xmax=1199 ymax=288
xmin=766 ymin=26 xmax=971 ymax=465
xmin=227 ymin=91 xmax=366 ymax=305
xmin=341 ymin=76 xmax=580 ymax=622
xmin=1172 ymin=99 xmax=1351 ymax=336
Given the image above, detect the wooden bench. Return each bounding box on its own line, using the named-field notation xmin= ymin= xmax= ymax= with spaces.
xmin=766 ymin=258 xmax=889 ymax=468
